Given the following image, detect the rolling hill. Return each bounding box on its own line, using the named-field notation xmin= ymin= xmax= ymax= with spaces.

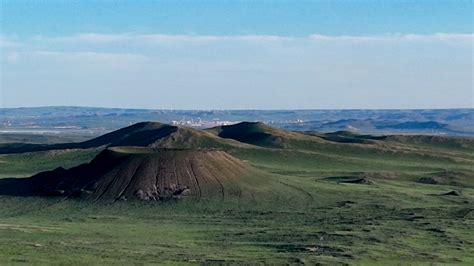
xmin=1 ymin=121 xmax=473 ymax=204
xmin=0 ymin=122 xmax=246 ymax=154
xmin=0 ymin=120 xmax=473 ymax=264
xmin=207 ymin=121 xmax=326 ymax=148
xmin=0 ymin=122 xmax=320 ymax=203
xmin=0 ymin=147 xmax=283 ymax=202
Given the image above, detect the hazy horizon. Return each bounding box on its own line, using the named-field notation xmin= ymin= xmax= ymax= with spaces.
xmin=1 ymin=105 xmax=473 ymax=111
xmin=1 ymin=1 xmax=473 ymax=109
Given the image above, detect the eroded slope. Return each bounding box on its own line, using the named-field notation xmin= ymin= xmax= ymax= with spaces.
xmin=0 ymin=147 xmax=279 ymax=202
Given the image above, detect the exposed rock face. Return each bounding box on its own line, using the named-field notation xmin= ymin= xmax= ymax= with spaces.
xmin=22 ymin=147 xmax=258 ymax=202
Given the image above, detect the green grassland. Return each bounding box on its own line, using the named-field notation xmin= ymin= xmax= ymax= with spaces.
xmin=0 ymin=126 xmax=473 ymax=264
xmin=0 ymin=133 xmax=93 ymax=145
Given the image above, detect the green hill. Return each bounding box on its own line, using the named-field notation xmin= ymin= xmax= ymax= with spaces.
xmin=0 ymin=122 xmax=245 ymax=154
xmin=207 ymin=121 xmax=320 ymax=148
xmin=0 ymin=147 xmax=302 ymax=204
xmin=0 ymin=121 xmax=473 ymax=264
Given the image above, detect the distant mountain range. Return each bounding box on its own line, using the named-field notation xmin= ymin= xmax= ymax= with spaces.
xmin=0 ymin=107 xmax=472 ymax=136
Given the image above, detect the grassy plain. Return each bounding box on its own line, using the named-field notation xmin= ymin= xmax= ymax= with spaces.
xmin=0 ymin=130 xmax=473 ymax=264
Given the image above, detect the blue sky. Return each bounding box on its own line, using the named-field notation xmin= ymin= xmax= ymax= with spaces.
xmin=1 ymin=1 xmax=472 ymax=109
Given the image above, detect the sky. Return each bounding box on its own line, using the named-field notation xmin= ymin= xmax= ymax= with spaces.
xmin=0 ymin=0 xmax=473 ymax=109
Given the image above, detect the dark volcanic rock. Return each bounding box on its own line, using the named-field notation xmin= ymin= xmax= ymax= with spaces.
xmin=0 ymin=147 xmax=259 ymax=202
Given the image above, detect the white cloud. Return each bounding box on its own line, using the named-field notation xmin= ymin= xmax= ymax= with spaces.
xmin=29 ymin=32 xmax=473 ymax=45
xmin=2 ymin=50 xmax=150 ymax=69
xmin=0 ymin=36 xmax=23 ymax=48
xmin=309 ymin=33 xmax=474 ymax=43
xmin=2 ymin=32 xmax=472 ymax=109
xmin=4 ymin=52 xmax=21 ymax=63
xmin=33 ymin=33 xmax=292 ymax=45
xmin=29 ymin=51 xmax=149 ymax=62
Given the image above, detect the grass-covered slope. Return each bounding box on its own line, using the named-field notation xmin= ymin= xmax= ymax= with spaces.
xmin=80 ymin=122 xmax=242 ymax=149
xmin=0 ymin=147 xmax=299 ymax=204
xmin=207 ymin=121 xmax=323 ymax=148
xmin=207 ymin=122 xmax=284 ymax=148
xmin=0 ymin=121 xmax=473 ymax=264
xmin=0 ymin=133 xmax=92 ymax=144
xmin=0 ymin=122 xmax=245 ymax=154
